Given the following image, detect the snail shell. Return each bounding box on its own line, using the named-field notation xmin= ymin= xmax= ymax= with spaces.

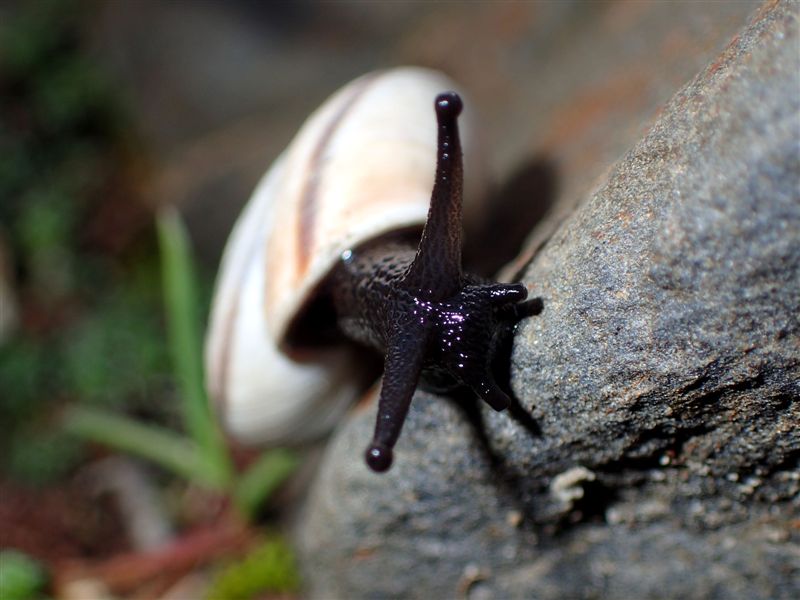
xmin=205 ymin=67 xmax=487 ymax=445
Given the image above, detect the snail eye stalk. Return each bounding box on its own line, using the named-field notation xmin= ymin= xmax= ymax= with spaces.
xmin=401 ymin=92 xmax=464 ymax=301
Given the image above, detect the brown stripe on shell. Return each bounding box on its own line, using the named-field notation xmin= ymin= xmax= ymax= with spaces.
xmin=296 ymin=73 xmax=379 ymax=273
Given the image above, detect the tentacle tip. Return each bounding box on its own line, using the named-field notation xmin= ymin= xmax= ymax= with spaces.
xmin=365 ymin=443 xmax=394 ymax=472
xmin=490 ymin=395 xmax=510 ymax=412
xmin=435 ymin=92 xmax=462 ymax=119
xmin=527 ymin=297 xmax=544 ymax=315
xmin=488 ymin=283 xmax=528 ymax=306
xmin=519 ymin=296 xmax=544 ymax=318
xmin=482 ymin=383 xmax=511 ymax=412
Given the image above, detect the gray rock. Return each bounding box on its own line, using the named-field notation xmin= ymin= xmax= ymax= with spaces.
xmin=298 ymin=390 xmax=540 ymax=599
xmin=298 ymin=1 xmax=799 ymax=598
xmin=491 ymin=0 xmax=800 ymax=520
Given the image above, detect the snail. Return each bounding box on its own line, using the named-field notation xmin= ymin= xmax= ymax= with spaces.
xmin=205 ymin=67 xmax=538 ymax=472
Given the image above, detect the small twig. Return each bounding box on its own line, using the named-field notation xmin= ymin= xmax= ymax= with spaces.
xmin=55 ymin=520 xmax=254 ymax=595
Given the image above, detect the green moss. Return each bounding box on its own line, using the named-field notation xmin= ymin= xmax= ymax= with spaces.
xmin=0 ymin=549 xmax=48 ymax=600
xmin=15 ymin=186 xmax=77 ymax=299
xmin=206 ymin=538 xmax=301 ymax=600
xmin=62 ymin=282 xmax=170 ymax=411
xmin=0 ymin=0 xmax=166 ymax=483
xmin=0 ymin=342 xmax=47 ymax=419
xmin=5 ymin=428 xmax=84 ymax=485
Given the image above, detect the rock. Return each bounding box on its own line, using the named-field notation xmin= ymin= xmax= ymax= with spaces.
xmin=297 ymin=389 xmax=540 ymax=599
xmin=297 ymin=1 xmax=799 ymax=598
xmin=492 ymin=0 xmax=800 ymax=522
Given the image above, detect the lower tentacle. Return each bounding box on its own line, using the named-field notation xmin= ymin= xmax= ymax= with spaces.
xmin=365 ymin=321 xmax=428 ymax=472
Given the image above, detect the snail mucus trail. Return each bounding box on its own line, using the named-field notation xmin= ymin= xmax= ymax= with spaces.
xmin=290 ymin=92 xmax=538 ymax=473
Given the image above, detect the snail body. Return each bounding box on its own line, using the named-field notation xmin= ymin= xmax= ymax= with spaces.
xmin=205 ymin=67 xmax=534 ymax=471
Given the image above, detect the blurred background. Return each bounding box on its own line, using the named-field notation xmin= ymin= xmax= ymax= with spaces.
xmin=0 ymin=1 xmax=760 ymax=598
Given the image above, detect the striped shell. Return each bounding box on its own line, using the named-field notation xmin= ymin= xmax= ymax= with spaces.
xmin=205 ymin=67 xmax=487 ymax=445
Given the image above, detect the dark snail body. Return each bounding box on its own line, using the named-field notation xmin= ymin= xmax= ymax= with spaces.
xmin=330 ymin=93 xmax=532 ymax=472
xmin=205 ymin=69 xmax=536 ymax=458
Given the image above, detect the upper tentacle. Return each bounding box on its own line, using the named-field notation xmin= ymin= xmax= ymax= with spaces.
xmin=401 ymin=92 xmax=464 ymax=301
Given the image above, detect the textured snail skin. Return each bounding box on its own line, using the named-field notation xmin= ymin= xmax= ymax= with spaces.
xmin=331 ymin=93 xmax=533 ymax=472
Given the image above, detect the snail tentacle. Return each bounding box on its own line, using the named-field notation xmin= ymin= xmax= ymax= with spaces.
xmin=366 ymin=319 xmax=428 ymax=472
xmin=463 ymin=372 xmax=511 ymax=412
xmin=401 ymin=92 xmax=464 ymax=301
xmin=501 ymin=296 xmax=544 ymax=321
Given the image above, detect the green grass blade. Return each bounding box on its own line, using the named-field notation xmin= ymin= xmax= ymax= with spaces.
xmin=234 ymin=449 xmax=299 ymax=519
xmin=0 ymin=549 xmax=47 ymax=600
xmin=156 ymin=207 xmax=232 ymax=486
xmin=205 ymin=537 xmax=301 ymax=599
xmin=62 ymin=405 xmax=225 ymax=487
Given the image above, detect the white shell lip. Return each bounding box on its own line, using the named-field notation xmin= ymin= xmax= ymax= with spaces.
xmin=204 ymin=67 xmax=487 ymax=445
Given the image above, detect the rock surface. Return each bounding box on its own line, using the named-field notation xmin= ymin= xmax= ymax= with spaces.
xmin=297 ymin=2 xmax=799 ymax=598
